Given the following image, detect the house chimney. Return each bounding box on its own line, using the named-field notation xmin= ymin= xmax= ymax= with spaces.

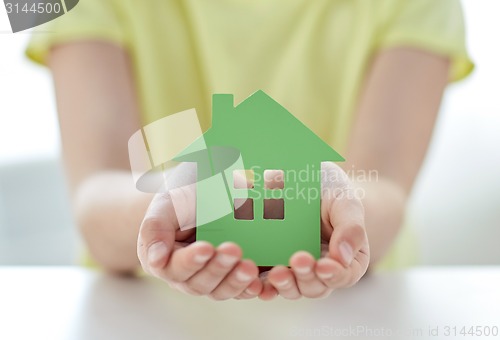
xmin=212 ymin=94 xmax=234 ymax=127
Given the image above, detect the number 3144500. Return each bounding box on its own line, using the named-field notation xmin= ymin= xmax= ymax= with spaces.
xmin=5 ymin=2 xmax=62 ymax=14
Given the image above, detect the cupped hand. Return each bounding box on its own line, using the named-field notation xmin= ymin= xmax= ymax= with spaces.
xmin=137 ymin=164 xmax=262 ymax=300
xmin=261 ymin=162 xmax=370 ymax=300
xmin=137 ymin=162 xmax=369 ymax=301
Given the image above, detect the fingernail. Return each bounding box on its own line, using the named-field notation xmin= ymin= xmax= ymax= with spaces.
xmin=148 ymin=242 xmax=168 ymax=266
xmin=216 ymin=253 xmax=239 ymax=267
xmin=276 ymin=279 xmax=289 ymax=287
xmin=294 ymin=266 xmax=310 ymax=275
xmin=194 ymin=253 xmax=212 ymax=264
xmin=236 ymin=270 xmax=252 ymax=282
xmin=339 ymin=241 xmax=354 ymax=266
xmin=245 ymin=288 xmax=255 ymax=295
xmin=318 ymin=272 xmax=334 ymax=279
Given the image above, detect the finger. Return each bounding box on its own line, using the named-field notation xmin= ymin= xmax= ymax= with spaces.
xmin=290 ymin=251 xmax=328 ymax=298
xmin=316 ymin=254 xmax=368 ymax=289
xmin=326 ymin=194 xmax=367 ymax=268
xmin=235 ymin=278 xmax=263 ymax=299
xmin=209 ymin=260 xmax=259 ymax=300
xmin=169 ymin=183 xmax=197 ymax=232
xmin=330 ymin=218 xmax=368 ymax=268
xmin=184 ymin=242 xmax=241 ymax=295
xmin=315 ymin=257 xmax=344 ymax=288
xmin=258 ymin=272 xmax=278 ymax=301
xmin=344 ymin=246 xmax=370 ymax=287
xmin=319 ymin=162 xmax=369 ymax=280
xmin=138 ymin=193 xmax=179 ymax=274
xmin=267 ymin=266 xmax=301 ymax=300
xmin=159 ymin=241 xmax=215 ymax=282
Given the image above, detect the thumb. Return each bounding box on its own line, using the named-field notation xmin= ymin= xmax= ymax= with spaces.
xmin=320 ymin=162 xmax=368 ymax=267
xmin=137 ymin=193 xmax=180 ymax=274
xmin=327 ymin=195 xmax=368 ymax=268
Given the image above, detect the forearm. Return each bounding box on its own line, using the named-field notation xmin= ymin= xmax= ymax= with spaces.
xmin=73 ymin=171 xmax=153 ymax=273
xmin=343 ymin=48 xmax=449 ymax=266
xmin=353 ymin=177 xmax=407 ymax=265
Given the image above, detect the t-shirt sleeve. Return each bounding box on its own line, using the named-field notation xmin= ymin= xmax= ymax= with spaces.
xmin=25 ymin=0 xmax=128 ymax=65
xmin=376 ymin=0 xmax=474 ymax=82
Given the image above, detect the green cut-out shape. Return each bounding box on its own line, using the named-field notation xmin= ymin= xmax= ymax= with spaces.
xmin=174 ymin=90 xmax=344 ymax=266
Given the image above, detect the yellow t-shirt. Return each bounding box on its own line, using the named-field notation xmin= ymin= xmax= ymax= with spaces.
xmin=26 ymin=0 xmax=473 ymax=269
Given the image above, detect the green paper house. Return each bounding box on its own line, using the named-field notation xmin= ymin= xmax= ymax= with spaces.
xmin=174 ymin=90 xmax=343 ymax=266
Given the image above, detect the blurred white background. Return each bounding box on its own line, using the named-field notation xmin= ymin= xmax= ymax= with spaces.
xmin=0 ymin=0 xmax=499 ymax=265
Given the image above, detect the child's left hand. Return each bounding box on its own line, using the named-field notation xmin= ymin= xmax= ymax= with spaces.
xmin=250 ymin=162 xmax=370 ymax=300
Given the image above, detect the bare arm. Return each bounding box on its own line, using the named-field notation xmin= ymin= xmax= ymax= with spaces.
xmin=136 ymin=47 xmax=450 ymax=300
xmin=48 ymin=41 xmax=448 ymax=284
xmin=345 ymin=47 xmax=450 ymax=264
xmin=49 ymin=42 xmax=152 ymax=273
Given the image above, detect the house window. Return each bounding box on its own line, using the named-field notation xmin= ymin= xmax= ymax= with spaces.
xmin=233 ymin=169 xmax=285 ymax=220
xmin=234 ymin=198 xmax=254 ymax=220
xmin=264 ymin=170 xmax=285 ymax=219
xmin=233 ymin=170 xmax=254 ymax=189
xmin=264 ymin=169 xmax=284 ymax=189
xmin=233 ymin=170 xmax=254 ymax=220
xmin=264 ymin=199 xmax=284 ymax=220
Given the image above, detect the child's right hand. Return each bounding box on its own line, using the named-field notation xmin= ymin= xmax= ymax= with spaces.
xmin=137 ymin=164 xmax=262 ymax=300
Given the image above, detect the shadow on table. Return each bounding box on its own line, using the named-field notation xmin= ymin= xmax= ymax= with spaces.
xmin=68 ymin=271 xmax=415 ymax=340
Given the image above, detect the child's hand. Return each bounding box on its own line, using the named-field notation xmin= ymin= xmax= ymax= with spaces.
xmin=261 ymin=162 xmax=370 ymax=300
xmin=137 ymin=165 xmax=262 ymax=300
xmin=137 ymin=162 xmax=368 ymax=301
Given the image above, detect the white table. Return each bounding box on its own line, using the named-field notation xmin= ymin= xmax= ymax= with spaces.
xmin=0 ymin=267 xmax=499 ymax=340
